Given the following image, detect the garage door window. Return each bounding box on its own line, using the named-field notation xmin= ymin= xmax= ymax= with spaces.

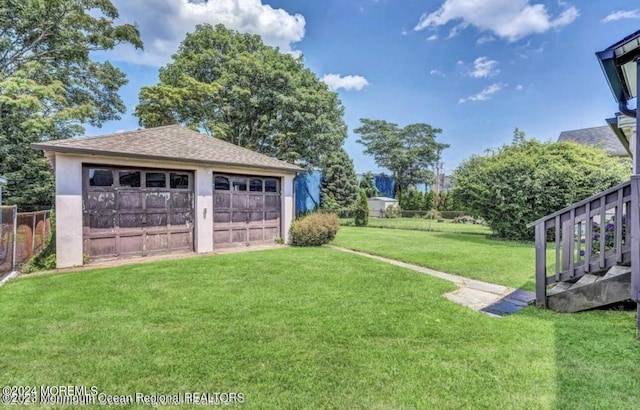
xmin=249 ymin=178 xmax=263 ymax=192
xmin=170 ymin=173 xmax=189 ymax=189
xmin=265 ymin=179 xmax=278 ymax=192
xmin=119 ymin=171 xmax=141 ymax=187
xmin=146 ymin=172 xmax=166 ymax=188
xmin=232 ymin=178 xmax=247 ymax=191
xmin=214 ymin=176 xmax=230 ymax=190
xmin=89 ymin=169 xmax=114 ymax=187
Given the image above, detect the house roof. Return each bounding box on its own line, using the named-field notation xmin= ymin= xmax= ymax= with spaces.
xmin=32 ymin=125 xmax=304 ymax=173
xmin=557 ymin=125 xmax=629 ymax=157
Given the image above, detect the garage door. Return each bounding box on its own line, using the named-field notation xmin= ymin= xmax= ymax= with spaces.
xmin=83 ymin=166 xmax=194 ymax=260
xmin=212 ymin=174 xmax=281 ymax=247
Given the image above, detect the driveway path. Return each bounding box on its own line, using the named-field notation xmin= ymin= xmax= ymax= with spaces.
xmin=327 ymin=245 xmax=535 ymax=317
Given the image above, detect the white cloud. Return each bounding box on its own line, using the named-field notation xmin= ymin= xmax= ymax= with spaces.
xmin=458 ymin=83 xmax=505 ymax=103
xmin=602 ymin=10 xmax=640 ymax=23
xmin=476 ymin=35 xmax=495 ymax=45
xmin=427 ymin=34 xmax=439 ymax=41
xmin=321 ymin=74 xmax=370 ymax=91
xmin=516 ymin=84 xmax=523 ymax=90
xmin=414 ymin=0 xmax=579 ymax=42
xmin=104 ymin=0 xmax=306 ymax=66
xmin=430 ymin=69 xmax=446 ymax=77
xmin=469 ymin=57 xmax=499 ymax=78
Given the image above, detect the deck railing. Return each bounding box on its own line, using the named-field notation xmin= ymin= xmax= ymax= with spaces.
xmin=529 ymin=180 xmax=633 ymax=307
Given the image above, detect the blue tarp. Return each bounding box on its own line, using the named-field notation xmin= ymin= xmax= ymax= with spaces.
xmin=374 ymin=174 xmax=395 ymax=198
xmin=295 ymin=171 xmax=397 ymax=214
xmin=294 ymin=170 xmax=322 ymax=214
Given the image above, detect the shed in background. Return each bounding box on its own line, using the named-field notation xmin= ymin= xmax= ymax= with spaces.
xmin=367 ymin=196 xmax=398 ymax=218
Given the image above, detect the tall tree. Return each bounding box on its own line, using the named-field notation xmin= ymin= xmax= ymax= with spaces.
xmin=0 ymin=0 xmax=143 ymax=210
xmin=135 ymin=24 xmax=347 ymax=167
xmin=354 ymin=119 xmax=449 ymax=196
xmin=320 ymin=148 xmax=358 ymax=211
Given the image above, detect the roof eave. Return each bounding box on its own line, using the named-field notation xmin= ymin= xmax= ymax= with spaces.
xmin=606 ymin=117 xmax=632 ymax=156
xmin=32 ymin=144 xmax=305 ymax=174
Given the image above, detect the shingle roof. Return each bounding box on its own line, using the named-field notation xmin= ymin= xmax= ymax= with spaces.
xmin=32 ymin=125 xmax=304 ymax=173
xmin=557 ymin=125 xmax=629 ymax=157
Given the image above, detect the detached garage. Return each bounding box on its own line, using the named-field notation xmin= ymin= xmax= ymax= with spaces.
xmin=32 ymin=125 xmax=303 ymax=268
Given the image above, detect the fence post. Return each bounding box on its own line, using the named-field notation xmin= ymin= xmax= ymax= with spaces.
xmin=32 ymin=213 xmax=36 ymax=254
xmin=11 ymin=205 xmax=17 ymax=272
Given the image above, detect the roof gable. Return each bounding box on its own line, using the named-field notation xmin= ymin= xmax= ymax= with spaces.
xmin=32 ymin=125 xmax=303 ymax=173
xmin=557 ymin=125 xmax=628 ymax=157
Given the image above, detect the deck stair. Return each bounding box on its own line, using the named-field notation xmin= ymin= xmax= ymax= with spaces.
xmin=547 ymin=265 xmax=631 ymax=312
xmin=528 ymin=179 xmax=637 ymax=312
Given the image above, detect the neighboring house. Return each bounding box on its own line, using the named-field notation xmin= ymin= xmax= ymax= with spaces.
xmin=557 ymin=121 xmax=630 ymax=157
xmin=32 ymin=125 xmax=303 ymax=269
xmin=0 ymin=175 xmax=6 ymax=206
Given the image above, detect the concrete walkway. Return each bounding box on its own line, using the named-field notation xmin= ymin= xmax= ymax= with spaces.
xmin=327 ymin=245 xmax=535 ymax=317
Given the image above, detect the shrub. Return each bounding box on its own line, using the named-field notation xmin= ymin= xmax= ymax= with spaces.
xmin=384 ymin=204 xmax=401 ymax=218
xmin=354 ymin=189 xmax=369 ymax=226
xmin=290 ymin=212 xmax=340 ymax=246
xmin=453 ymin=130 xmax=630 ymax=241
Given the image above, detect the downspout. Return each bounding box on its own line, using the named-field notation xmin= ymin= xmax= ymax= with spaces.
xmin=619 ymin=100 xmax=637 ymax=118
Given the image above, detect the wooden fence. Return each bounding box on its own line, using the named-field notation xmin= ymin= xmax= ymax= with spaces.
xmin=0 ymin=206 xmax=52 ymax=277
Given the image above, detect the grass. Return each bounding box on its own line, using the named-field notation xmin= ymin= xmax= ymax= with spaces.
xmin=0 ymin=247 xmax=638 ymax=409
xmin=341 ymin=216 xmax=492 ymax=235
xmin=332 ymin=226 xmax=553 ymax=290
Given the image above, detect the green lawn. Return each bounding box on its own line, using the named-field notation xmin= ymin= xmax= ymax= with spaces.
xmin=0 ymin=247 xmax=638 ymax=409
xmin=332 ymin=226 xmax=553 ymax=290
xmin=341 ymin=216 xmax=492 ymax=235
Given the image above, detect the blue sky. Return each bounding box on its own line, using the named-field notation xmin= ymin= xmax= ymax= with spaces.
xmin=91 ymin=0 xmax=640 ymax=175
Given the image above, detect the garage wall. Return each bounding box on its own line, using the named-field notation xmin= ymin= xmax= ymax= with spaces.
xmin=55 ymin=155 xmax=84 ymax=268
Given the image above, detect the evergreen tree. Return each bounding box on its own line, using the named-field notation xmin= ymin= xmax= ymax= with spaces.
xmin=354 ymin=189 xmax=369 ymax=226
xmin=358 ymin=171 xmax=379 ymax=198
xmin=320 ymin=148 xmax=358 ymax=210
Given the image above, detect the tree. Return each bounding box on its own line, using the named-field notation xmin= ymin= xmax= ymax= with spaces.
xmin=354 ymin=189 xmax=369 ymax=226
xmin=354 ymin=119 xmax=449 ymax=196
xmin=358 ymin=171 xmax=379 ymax=198
xmin=320 ymin=148 xmax=358 ymax=211
xmin=135 ymin=24 xmax=347 ymax=168
xmin=0 ymin=0 xmax=142 ymax=210
xmin=398 ymin=188 xmax=426 ymax=211
xmin=453 ymin=130 xmax=631 ymax=240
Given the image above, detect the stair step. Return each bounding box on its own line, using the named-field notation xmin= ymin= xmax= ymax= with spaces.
xmin=571 ymin=274 xmax=600 ymax=289
xmin=603 ymin=265 xmax=631 ymax=279
xmin=547 ymin=268 xmax=631 ymax=313
xmin=548 ymin=282 xmax=572 ymax=296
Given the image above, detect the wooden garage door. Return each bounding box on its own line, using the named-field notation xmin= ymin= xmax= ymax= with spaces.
xmin=83 ymin=166 xmax=194 ymax=260
xmin=212 ymin=174 xmax=281 ymax=247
